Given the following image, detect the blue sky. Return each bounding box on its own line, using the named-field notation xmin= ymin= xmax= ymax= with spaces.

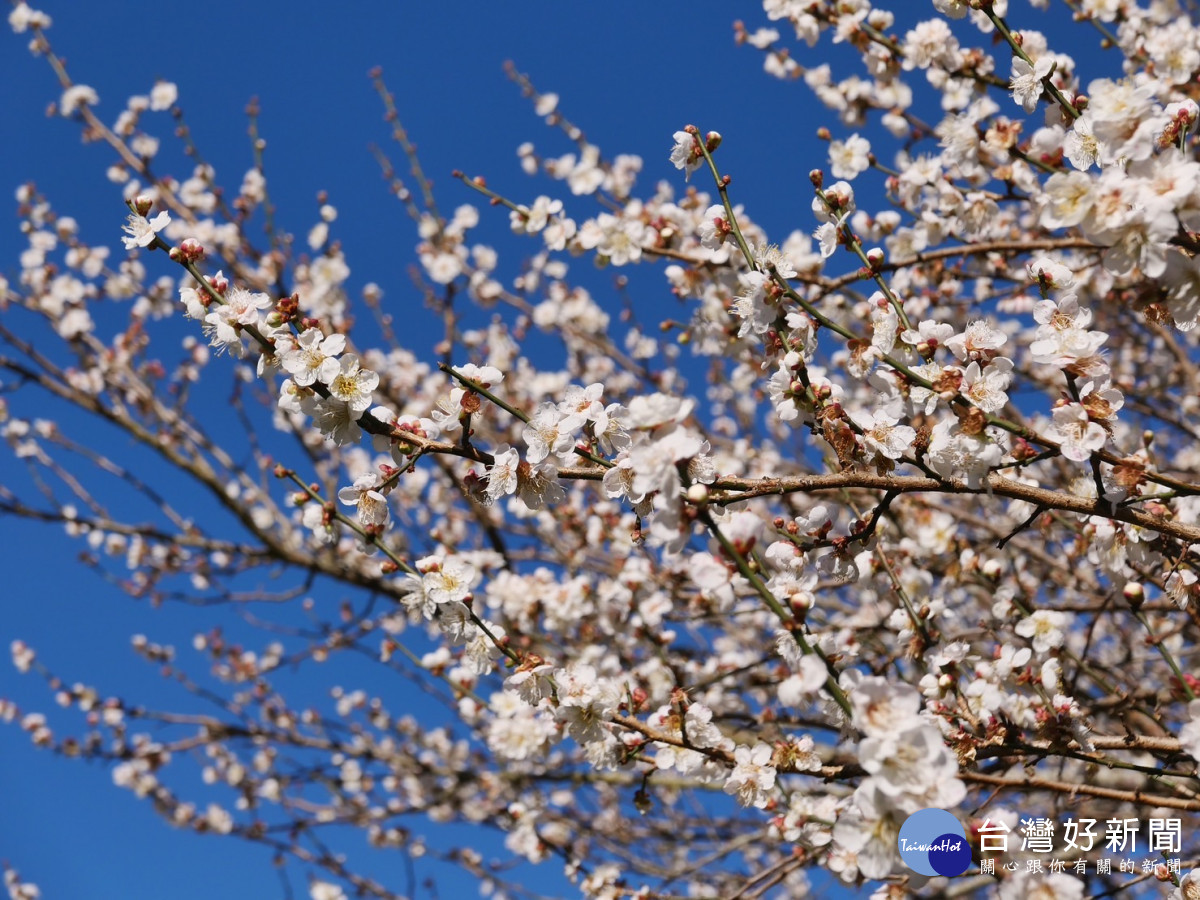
xmin=1 ymin=2 xmax=1103 ymax=899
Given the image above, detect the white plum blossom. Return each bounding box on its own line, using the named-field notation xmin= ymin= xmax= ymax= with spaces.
xmin=513 ymin=459 xmax=566 ymax=511
xmin=1029 ymin=295 xmax=1107 ymax=366
xmin=731 ymin=271 xmax=773 ymax=337
xmin=828 ymin=133 xmax=870 ymax=179
xmin=814 ymin=221 xmax=839 ymax=258
xmin=553 ymin=663 xmax=621 ymax=745
xmin=723 ymin=743 xmax=777 ymax=809
xmin=337 ymin=474 xmax=389 ymax=527
xmin=121 ymin=211 xmax=170 ymax=249
xmin=485 ymin=445 xmax=520 ymax=504
xmin=926 ymin=420 xmax=1004 ymax=488
xmin=1047 ymin=402 xmax=1107 ymax=461
xmin=327 ymin=354 xmax=379 ymax=412
xmin=901 ymin=319 xmax=954 ymax=353
xmin=60 ymin=84 xmax=98 ymax=115
xmin=945 ymin=320 xmax=1006 ymax=361
xmin=21 ymin=6 xmax=1200 ymax=896
xmin=960 ymin=358 xmax=1012 ymax=413
xmin=1040 ymin=171 xmax=1095 ymax=229
xmin=1179 ymin=701 xmax=1200 ymax=762
xmin=422 ymin=557 xmax=478 ymax=607
xmin=280 ymin=329 xmax=346 ymax=387
xmin=832 ymin=782 xmax=905 ymax=879
xmin=859 ymin=725 xmax=961 ymax=800
xmin=311 ymin=398 xmax=362 ymax=445
xmin=523 ymin=402 xmax=575 ymax=463
xmin=203 ymin=286 xmax=272 ymax=357
xmin=696 ymin=204 xmax=728 ymax=250
xmin=310 ymin=882 xmax=347 ymax=900
xmin=513 ymin=195 xmax=562 ymax=234
xmin=847 ymin=676 xmax=924 ymax=737
xmin=1027 ymin=257 xmax=1075 ymax=292
xmin=556 ymin=383 xmax=605 ymax=429
xmin=648 ymin=703 xmax=730 ymax=774
xmin=1016 ymin=609 xmax=1071 ymax=654
xmin=1009 ymin=56 xmax=1053 ymax=113
xmin=1064 ymin=115 xmax=1099 ymax=170
xmin=848 ymin=408 xmax=915 ymax=461
xmin=669 ymin=130 xmax=701 ymax=178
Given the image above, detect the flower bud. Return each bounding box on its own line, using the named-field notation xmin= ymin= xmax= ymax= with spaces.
xmin=1123 ymin=581 xmax=1144 ymax=610
xmin=178 ymin=238 xmax=205 ymax=262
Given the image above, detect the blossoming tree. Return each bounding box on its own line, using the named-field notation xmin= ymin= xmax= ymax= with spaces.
xmin=6 ymin=1 xmax=1200 ymax=898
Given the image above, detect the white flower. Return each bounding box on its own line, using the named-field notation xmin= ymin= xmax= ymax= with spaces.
xmin=1015 ymin=609 xmax=1070 ymax=654
xmin=337 ymin=474 xmax=389 ymax=527
xmin=280 ymin=329 xmax=346 ymax=387
xmin=422 ymin=557 xmax=477 ymax=606
xmin=327 ymin=354 xmax=379 ymax=412
xmin=514 ymin=459 xmax=566 ymax=511
xmin=554 ymin=663 xmax=621 ymax=744
xmin=514 ymin=195 xmax=562 ymax=234
xmin=815 ymin=222 xmax=839 ymax=258
xmin=1179 ymin=701 xmax=1200 ymax=763
xmin=523 ymin=402 xmax=574 ymax=463
xmin=121 ymin=211 xmax=170 ymax=250
xmin=9 ymin=3 xmax=52 ymax=32
xmin=847 ymin=676 xmax=924 ymax=737
xmin=10 ymin=640 xmax=34 ymax=673
xmin=669 ymin=130 xmax=701 ymax=178
xmin=203 ymin=286 xmax=271 ymax=357
xmin=848 ymin=408 xmax=915 ymax=460
xmin=926 ymin=420 xmax=1003 ymax=488
xmin=731 ymin=271 xmax=772 ymax=337
xmin=1040 ymin=171 xmax=1095 ymax=229
xmin=832 ymin=782 xmax=904 ymax=879
xmin=1009 ymin=56 xmax=1053 ymax=113
xmin=311 ymin=398 xmax=362 ymax=446
xmin=454 ymin=363 xmax=503 ymax=387
xmin=997 ymin=871 xmax=1085 ymax=900
xmin=648 ymin=703 xmax=729 ymax=774
xmin=1167 ymin=569 xmax=1198 ymax=609
xmin=901 ymin=319 xmax=954 ymax=351
xmin=945 ymin=320 xmax=1006 ymax=361
xmin=697 ymin=204 xmax=728 ymax=250
xmin=1027 ymin=257 xmax=1075 ymax=292
xmin=149 ymin=81 xmax=178 ymax=111
xmin=1063 ymin=115 xmax=1099 ymax=170
xmin=485 ymin=446 xmax=520 ymax=503
xmin=310 ymin=882 xmax=347 ymax=900
xmin=556 ymin=383 xmax=605 ymax=432
xmin=933 ymin=0 xmax=969 ymax=17
xmin=723 ymin=743 xmax=777 ymax=808
xmin=60 ymin=84 xmax=98 ymax=116
xmin=960 ymin=358 xmax=1012 ymax=413
xmin=1029 ymin=295 xmax=1107 ymax=365
xmin=860 ymin=724 xmax=961 ymax=799
xmin=828 ymin=133 xmax=871 ymax=180
xmin=1047 ymin=402 xmax=1106 ymax=462
xmin=577 ymin=212 xmax=645 ymax=265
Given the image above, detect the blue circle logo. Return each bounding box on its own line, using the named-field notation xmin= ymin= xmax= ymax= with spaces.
xmin=898 ymin=808 xmax=971 ymax=877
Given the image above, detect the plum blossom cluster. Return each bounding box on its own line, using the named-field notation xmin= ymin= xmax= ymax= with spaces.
xmin=8 ymin=2 xmax=1200 ymax=899
xmin=832 ymin=675 xmax=966 ymax=879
